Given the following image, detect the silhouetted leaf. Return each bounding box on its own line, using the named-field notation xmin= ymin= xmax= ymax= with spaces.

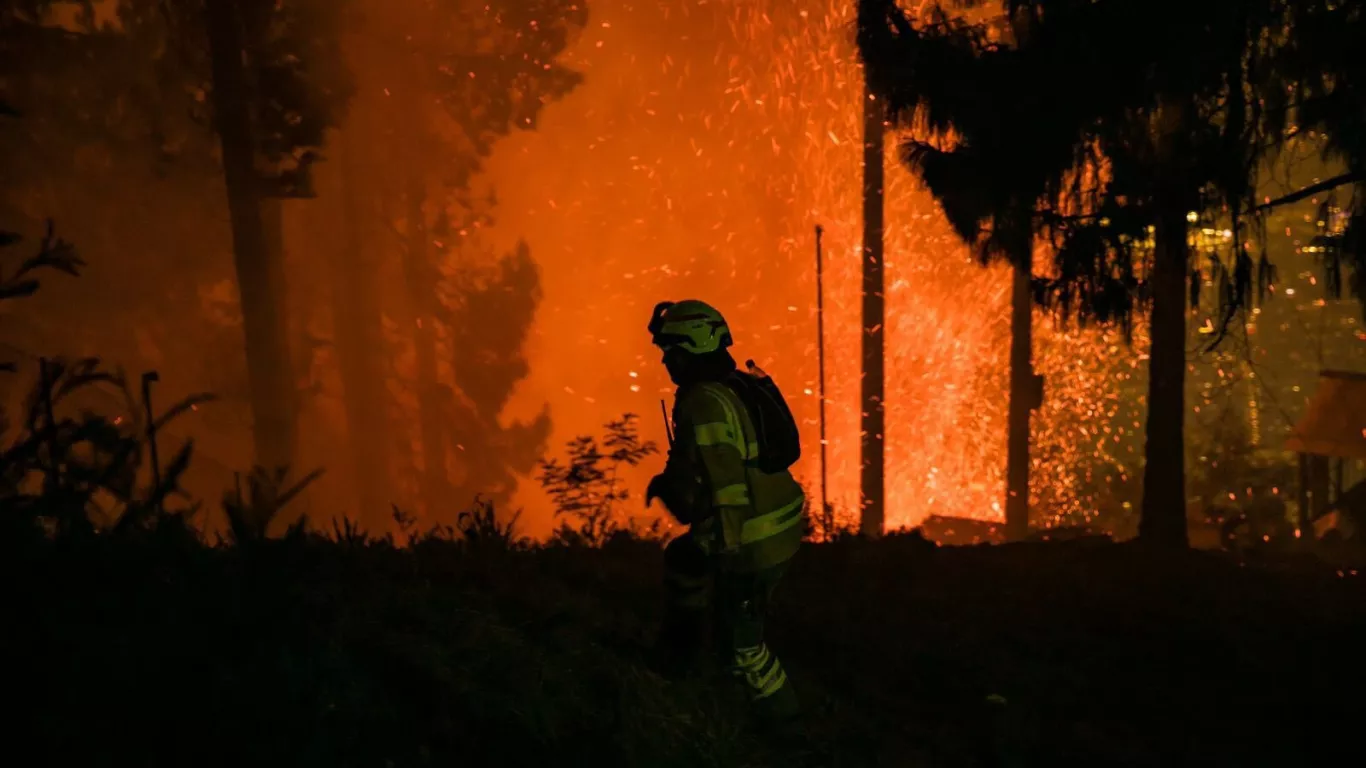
xmin=151 ymin=392 xmax=219 ymax=432
xmin=0 ymin=280 xmax=40 ymax=300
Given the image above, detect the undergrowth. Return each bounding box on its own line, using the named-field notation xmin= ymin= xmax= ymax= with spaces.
xmin=5 ymin=198 xmax=1364 ymax=768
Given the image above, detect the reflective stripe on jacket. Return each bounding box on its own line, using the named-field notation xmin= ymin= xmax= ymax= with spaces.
xmin=657 ymin=380 xmax=805 ymax=572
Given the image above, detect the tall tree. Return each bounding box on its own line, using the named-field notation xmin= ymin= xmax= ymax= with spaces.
xmin=443 ymin=241 xmax=553 ymax=507
xmin=0 ymin=3 xmax=228 ymax=365
xmin=327 ymin=120 xmax=395 ymax=520
xmin=860 ymin=0 xmax=1302 ymax=547
xmin=202 ymin=0 xmax=293 ymax=471
xmin=858 ymin=5 xmax=1051 ymax=540
xmin=1021 ymin=0 xmax=1295 ymax=548
xmin=401 ymin=161 xmax=450 ymax=517
xmin=1279 ymin=0 xmax=1366 ymax=315
xmin=203 ymin=0 xmax=350 ymax=471
xmin=351 ymin=0 xmax=585 ymax=516
xmin=1 ymin=1 xmax=350 ymax=477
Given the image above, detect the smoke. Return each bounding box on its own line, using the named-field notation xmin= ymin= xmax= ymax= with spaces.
xmin=444 ymin=240 xmax=553 ymax=507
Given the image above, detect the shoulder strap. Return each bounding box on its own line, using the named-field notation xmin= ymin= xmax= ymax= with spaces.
xmin=681 ymin=381 xmax=752 ymax=459
xmin=711 ymin=380 xmax=762 ymax=460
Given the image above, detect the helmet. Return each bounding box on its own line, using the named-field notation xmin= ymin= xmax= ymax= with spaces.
xmin=648 ymin=299 xmax=733 ymax=355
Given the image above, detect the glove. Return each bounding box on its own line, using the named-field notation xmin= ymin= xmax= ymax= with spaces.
xmin=713 ymin=547 xmax=742 ymax=573
xmin=647 ymin=473 xmax=693 ymax=525
xmin=645 ymin=473 xmax=667 ymax=509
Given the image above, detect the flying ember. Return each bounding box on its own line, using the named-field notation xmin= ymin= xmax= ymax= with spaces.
xmin=485 ymin=0 xmax=1137 ymax=535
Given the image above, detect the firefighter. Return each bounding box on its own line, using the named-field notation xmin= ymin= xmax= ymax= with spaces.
xmin=643 ymin=299 xmax=805 ymax=724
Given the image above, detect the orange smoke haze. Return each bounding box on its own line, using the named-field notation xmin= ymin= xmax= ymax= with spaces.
xmin=0 ymin=0 xmax=1146 ymax=540
xmin=484 ymin=0 xmax=1138 ymax=538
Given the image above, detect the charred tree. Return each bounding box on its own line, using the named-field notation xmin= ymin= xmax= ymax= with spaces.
xmin=1005 ymin=229 xmax=1039 ymax=541
xmin=860 ymin=86 xmax=887 ymax=538
xmin=351 ymin=0 xmax=582 ymax=514
xmin=1139 ymin=201 xmax=1191 ymax=547
xmin=444 ymin=241 xmax=553 ymax=508
xmin=203 ymin=0 xmax=296 ymax=471
xmin=258 ymin=195 xmax=300 ymax=462
xmin=330 ymin=126 xmax=395 ymax=521
xmin=402 ymin=167 xmax=451 ymax=517
xmin=1134 ymin=97 xmax=1197 ymax=550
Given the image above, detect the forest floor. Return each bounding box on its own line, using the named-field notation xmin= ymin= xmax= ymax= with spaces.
xmin=7 ymin=528 xmax=1366 ymax=768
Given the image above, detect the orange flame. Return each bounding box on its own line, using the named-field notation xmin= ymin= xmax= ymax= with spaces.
xmin=486 ymin=1 xmax=1137 ymax=536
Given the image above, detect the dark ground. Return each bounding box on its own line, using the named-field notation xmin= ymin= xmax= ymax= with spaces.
xmin=6 ymin=528 xmax=1365 ymax=768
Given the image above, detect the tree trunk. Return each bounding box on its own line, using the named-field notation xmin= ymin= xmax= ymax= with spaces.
xmin=259 ymin=195 xmax=298 ymax=464
xmin=402 ymin=171 xmax=450 ymax=517
xmin=204 ymin=0 xmax=296 ymax=472
xmin=1308 ymin=453 xmax=1331 ymax=519
xmin=860 ymin=85 xmax=886 ymax=538
xmin=330 ymin=126 xmax=394 ymax=522
xmin=1005 ymin=236 xmax=1036 ymax=541
xmin=1296 ymin=452 xmax=1310 ymax=533
xmin=1139 ymin=204 xmax=1191 ymax=547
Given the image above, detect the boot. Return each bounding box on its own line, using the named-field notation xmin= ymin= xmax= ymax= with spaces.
xmin=752 ymin=683 xmax=808 ymax=750
xmin=753 ymin=679 xmax=801 ymax=726
xmin=648 ymin=609 xmax=706 ymax=680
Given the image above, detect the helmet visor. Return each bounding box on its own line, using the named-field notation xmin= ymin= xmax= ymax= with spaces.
xmin=648 ymin=301 xmax=677 ymax=345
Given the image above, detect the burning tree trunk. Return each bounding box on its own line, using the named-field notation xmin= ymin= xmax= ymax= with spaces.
xmin=330 ymin=126 xmax=395 ymax=521
xmin=402 ymin=170 xmax=450 ymax=517
xmin=204 ymin=0 xmax=296 ymax=472
xmin=860 ymin=86 xmax=886 ymax=538
xmin=1139 ymin=202 xmax=1191 ymax=547
xmin=1005 ymin=232 xmax=1039 ymax=541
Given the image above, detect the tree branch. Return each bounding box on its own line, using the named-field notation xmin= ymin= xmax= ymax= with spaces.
xmin=1252 ymin=171 xmax=1365 ymax=214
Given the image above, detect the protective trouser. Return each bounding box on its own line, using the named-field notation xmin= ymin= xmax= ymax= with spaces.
xmin=661 ymin=532 xmax=799 ymax=721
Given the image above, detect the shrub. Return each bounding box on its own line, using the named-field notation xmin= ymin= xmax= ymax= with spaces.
xmin=536 ymin=413 xmax=659 ymax=547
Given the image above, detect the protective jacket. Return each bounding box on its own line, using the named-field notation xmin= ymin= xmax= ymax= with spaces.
xmin=654 ymin=379 xmax=805 ymax=572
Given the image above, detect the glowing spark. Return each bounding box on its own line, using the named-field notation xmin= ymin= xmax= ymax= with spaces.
xmin=491 ymin=0 xmax=1137 ymax=532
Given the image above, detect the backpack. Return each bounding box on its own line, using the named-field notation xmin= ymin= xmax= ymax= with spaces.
xmin=723 ymin=360 xmax=801 ymax=474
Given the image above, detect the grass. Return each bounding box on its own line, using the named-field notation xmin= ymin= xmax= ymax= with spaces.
xmin=3 ymin=224 xmax=1362 ymax=766
xmin=6 ymin=522 xmax=1365 ymax=768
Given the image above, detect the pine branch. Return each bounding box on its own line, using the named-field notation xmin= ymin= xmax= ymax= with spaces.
xmin=1252 ymin=171 xmax=1365 ymax=214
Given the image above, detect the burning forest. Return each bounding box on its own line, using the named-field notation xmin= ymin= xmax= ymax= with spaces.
xmin=4 ymin=0 xmax=1366 ymax=765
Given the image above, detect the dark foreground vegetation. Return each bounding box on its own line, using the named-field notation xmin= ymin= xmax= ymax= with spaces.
xmin=7 ymin=521 xmax=1365 ymax=768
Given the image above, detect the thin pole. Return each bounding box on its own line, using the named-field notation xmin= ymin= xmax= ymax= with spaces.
xmin=141 ymin=371 xmax=163 ymax=515
xmin=815 ymin=225 xmax=829 ymax=522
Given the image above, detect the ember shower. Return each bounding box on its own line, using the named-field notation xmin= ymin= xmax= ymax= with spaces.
xmin=485 ymin=0 xmax=1142 ymax=535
